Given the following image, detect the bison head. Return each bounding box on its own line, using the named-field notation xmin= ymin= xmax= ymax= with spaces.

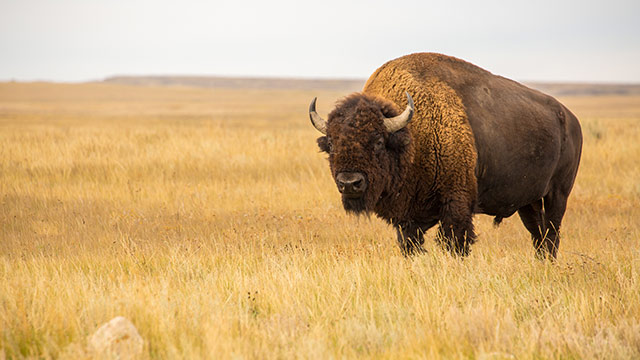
xmin=309 ymin=92 xmax=414 ymax=214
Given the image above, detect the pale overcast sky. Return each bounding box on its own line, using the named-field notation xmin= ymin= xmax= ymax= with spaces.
xmin=1 ymin=0 xmax=639 ymax=83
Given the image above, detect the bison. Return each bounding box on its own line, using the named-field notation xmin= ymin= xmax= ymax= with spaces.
xmin=309 ymin=53 xmax=582 ymax=259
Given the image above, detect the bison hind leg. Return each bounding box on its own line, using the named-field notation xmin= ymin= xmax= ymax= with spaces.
xmin=519 ymin=193 xmax=570 ymax=260
xmin=539 ymin=191 xmax=569 ymax=260
xmin=518 ymin=198 xmax=559 ymax=260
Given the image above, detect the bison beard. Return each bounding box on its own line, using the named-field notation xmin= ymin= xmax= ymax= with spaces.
xmin=309 ymin=53 xmax=582 ymax=259
xmin=342 ymin=196 xmax=367 ymax=214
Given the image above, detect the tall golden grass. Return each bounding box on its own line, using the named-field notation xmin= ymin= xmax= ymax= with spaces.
xmin=1 ymin=82 xmax=639 ymax=359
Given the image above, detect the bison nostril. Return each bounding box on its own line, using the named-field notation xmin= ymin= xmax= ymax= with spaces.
xmin=336 ymin=172 xmax=367 ymax=195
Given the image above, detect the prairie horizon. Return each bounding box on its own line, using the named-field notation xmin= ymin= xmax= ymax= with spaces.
xmin=5 ymin=76 xmax=640 ymax=96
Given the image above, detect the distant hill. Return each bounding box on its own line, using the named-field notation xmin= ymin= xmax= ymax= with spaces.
xmin=103 ymin=76 xmax=365 ymax=92
xmin=103 ymin=76 xmax=640 ymax=97
xmin=525 ymin=82 xmax=640 ymax=96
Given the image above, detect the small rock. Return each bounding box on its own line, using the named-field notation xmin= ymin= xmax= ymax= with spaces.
xmin=88 ymin=316 xmax=143 ymax=358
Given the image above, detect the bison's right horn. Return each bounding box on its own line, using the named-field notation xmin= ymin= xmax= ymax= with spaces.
xmin=384 ymin=92 xmax=414 ymax=133
xmin=309 ymin=97 xmax=327 ymax=135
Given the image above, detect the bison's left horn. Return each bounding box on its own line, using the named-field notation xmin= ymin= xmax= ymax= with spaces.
xmin=384 ymin=92 xmax=414 ymax=133
xmin=309 ymin=97 xmax=327 ymax=135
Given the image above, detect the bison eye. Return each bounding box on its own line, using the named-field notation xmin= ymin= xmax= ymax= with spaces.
xmin=374 ymin=137 xmax=385 ymax=151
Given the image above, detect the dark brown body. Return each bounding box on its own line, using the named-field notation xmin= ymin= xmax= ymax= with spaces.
xmin=312 ymin=53 xmax=582 ymax=258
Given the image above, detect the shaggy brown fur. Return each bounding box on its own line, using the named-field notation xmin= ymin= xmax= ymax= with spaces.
xmin=313 ymin=53 xmax=582 ymax=258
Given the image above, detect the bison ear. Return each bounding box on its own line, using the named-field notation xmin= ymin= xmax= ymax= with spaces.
xmin=317 ymin=136 xmax=331 ymax=153
xmin=387 ymin=129 xmax=411 ymax=150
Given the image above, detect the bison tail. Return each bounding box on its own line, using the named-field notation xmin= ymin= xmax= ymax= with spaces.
xmin=493 ymin=216 xmax=503 ymax=227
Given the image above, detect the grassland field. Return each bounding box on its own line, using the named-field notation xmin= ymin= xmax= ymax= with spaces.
xmin=0 ymin=81 xmax=639 ymax=359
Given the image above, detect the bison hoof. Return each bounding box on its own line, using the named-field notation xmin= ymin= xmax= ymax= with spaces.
xmin=400 ymin=245 xmax=427 ymax=257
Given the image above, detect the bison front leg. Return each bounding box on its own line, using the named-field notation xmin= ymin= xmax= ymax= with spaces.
xmin=437 ymin=197 xmax=476 ymax=256
xmin=395 ymin=222 xmax=427 ymax=256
